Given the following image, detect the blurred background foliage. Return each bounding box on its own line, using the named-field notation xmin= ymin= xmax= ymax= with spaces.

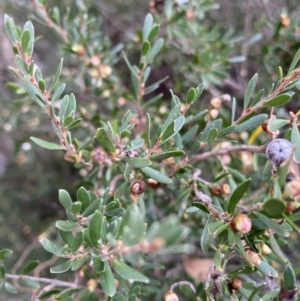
xmin=1 ymin=0 xmax=300 ymax=299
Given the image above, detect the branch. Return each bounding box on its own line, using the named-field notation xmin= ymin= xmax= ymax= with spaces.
xmin=6 ymin=274 xmax=82 ymax=289
xmin=191 ymin=144 xmax=267 ymax=162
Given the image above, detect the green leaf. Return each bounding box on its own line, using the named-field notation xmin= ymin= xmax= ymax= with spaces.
xmin=0 ymin=249 xmax=13 ymax=260
xmin=123 ymin=157 xmax=151 ymax=168
xmin=83 ymin=198 xmax=101 ymax=217
xmin=120 ymin=110 xmax=131 ymax=134
xmin=112 ymin=260 xmax=149 ymax=283
xmin=160 ymin=116 xmax=185 ymax=144
xmin=192 ymin=202 xmax=210 ymax=214
xmin=148 ymin=24 xmax=160 ymax=43
xmin=91 ymin=257 xmax=105 ymax=273
xmin=186 ymin=206 xmax=199 ymax=213
xmin=55 ymin=288 xmax=79 ymax=299
xmin=261 ymin=289 xmax=280 ymax=301
xmin=51 ymin=83 xmax=66 ymax=103
xmin=161 ymin=103 xmax=181 ymax=133
xmin=239 ymin=287 xmax=260 ymax=301
xmin=288 ymin=47 xmax=300 ymax=75
xmin=235 ymin=114 xmax=268 ymax=132
xmin=254 ymin=212 xmax=287 ymax=236
xmin=95 ymin=128 xmax=116 ymax=152
xmin=59 ymin=230 xmax=74 ymax=246
xmin=200 ymin=217 xmax=212 ymax=254
xmin=150 ymin=149 xmax=184 ymax=161
xmin=67 ymin=118 xmax=82 ymax=130
xmin=217 ymin=125 xmax=236 ymax=137
xmin=30 ymin=137 xmax=63 ymax=150
xmin=63 ymin=115 xmax=73 ymax=127
xmin=256 ymin=260 xmax=278 ymax=277
xmin=49 ymin=58 xmax=64 ymax=93
xmin=38 ymin=79 xmax=46 ymax=92
xmin=50 ymin=259 xmax=73 ymax=273
xmin=263 ymin=94 xmax=293 ymax=107
xmin=231 ymin=97 xmax=236 ymax=123
xmin=71 ymin=257 xmax=86 ymax=271
xmin=227 ymin=178 xmax=251 ymax=215
xmin=122 ymin=52 xmax=137 ymax=77
xmin=56 ymin=221 xmax=78 ymax=232
xmin=117 ymin=205 xmax=145 ymax=246
xmin=142 ymin=167 xmax=172 ymax=184
xmin=21 ymin=260 xmax=39 ymax=275
xmin=65 ymin=93 xmax=76 ymax=118
xmin=126 ymin=138 xmax=144 ymax=150
xmin=283 ymin=263 xmax=296 ymax=289
xmin=262 ymin=198 xmax=285 ymax=218
xmin=99 ymin=261 xmax=116 ymax=297
xmin=145 ymin=38 xmax=163 ymax=64
xmin=59 ymin=95 xmax=69 ymax=123
xmin=0 ymin=265 xmax=5 ymax=279
xmin=193 ymin=83 xmax=204 ymax=102
xmin=142 ymin=41 xmax=151 ymax=57
xmin=142 ymin=13 xmax=153 ymax=42
xmin=70 ymin=232 xmax=83 ymax=253
xmin=15 ymin=55 xmax=28 ymax=74
xmin=4 ymin=15 xmax=19 ymax=43
xmin=250 ymin=89 xmax=264 ymax=107
xmin=248 ymin=284 xmax=266 ymax=301
xmin=4 ymin=282 xmax=17 ymax=294
xmin=38 ymin=289 xmax=62 ymax=299
xmin=89 ymin=210 xmax=103 ymax=247
xmin=77 ymin=187 xmax=91 ymax=212
xmin=267 ymin=119 xmax=290 ymax=132
xmin=21 ymin=29 xmax=31 ymax=54
xmin=186 ymin=87 xmax=196 ymax=104
xmin=59 ymin=189 xmax=73 ymax=212
xmin=23 ymin=21 xmax=34 ymax=56
xmin=200 ymin=119 xmax=222 ymax=142
xmin=244 ymin=73 xmax=258 ymax=110
xmin=291 ymin=122 xmax=300 ymax=162
xmin=146 ymin=113 xmax=151 ymax=148
xmin=39 ymin=238 xmax=63 ymax=257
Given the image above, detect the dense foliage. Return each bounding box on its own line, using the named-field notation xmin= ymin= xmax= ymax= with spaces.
xmin=2 ymin=0 xmax=300 ymax=300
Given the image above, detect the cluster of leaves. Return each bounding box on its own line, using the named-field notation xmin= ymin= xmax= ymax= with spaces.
xmin=3 ymin=1 xmax=300 ymax=301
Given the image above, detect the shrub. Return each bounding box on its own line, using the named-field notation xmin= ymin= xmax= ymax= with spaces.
xmin=2 ymin=1 xmax=300 ymax=300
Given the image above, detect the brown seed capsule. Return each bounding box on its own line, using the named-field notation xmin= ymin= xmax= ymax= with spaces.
xmin=131 ymin=180 xmax=146 ymax=195
xmin=211 ymin=185 xmax=222 ymax=196
xmin=230 ymin=213 xmax=252 ymax=234
xmin=231 ymin=278 xmax=242 ymax=291
xmin=244 ymin=249 xmax=261 ymax=266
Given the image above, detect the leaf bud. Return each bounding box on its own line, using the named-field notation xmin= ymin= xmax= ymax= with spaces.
xmin=260 ymin=243 xmax=272 ymax=255
xmin=164 ymin=290 xmax=179 ymax=301
xmin=230 ymin=213 xmax=252 ymax=234
xmin=244 ymin=249 xmax=261 ymax=266
xmin=283 ymin=179 xmax=300 ymax=201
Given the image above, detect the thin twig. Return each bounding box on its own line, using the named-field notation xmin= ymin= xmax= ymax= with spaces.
xmin=6 ymin=274 xmax=82 ymax=289
xmin=170 ymin=280 xmax=196 ymax=293
xmin=191 ymin=144 xmax=267 ymax=162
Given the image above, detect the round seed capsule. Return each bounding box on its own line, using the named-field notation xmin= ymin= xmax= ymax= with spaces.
xmin=265 ymin=139 xmax=293 ymax=166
